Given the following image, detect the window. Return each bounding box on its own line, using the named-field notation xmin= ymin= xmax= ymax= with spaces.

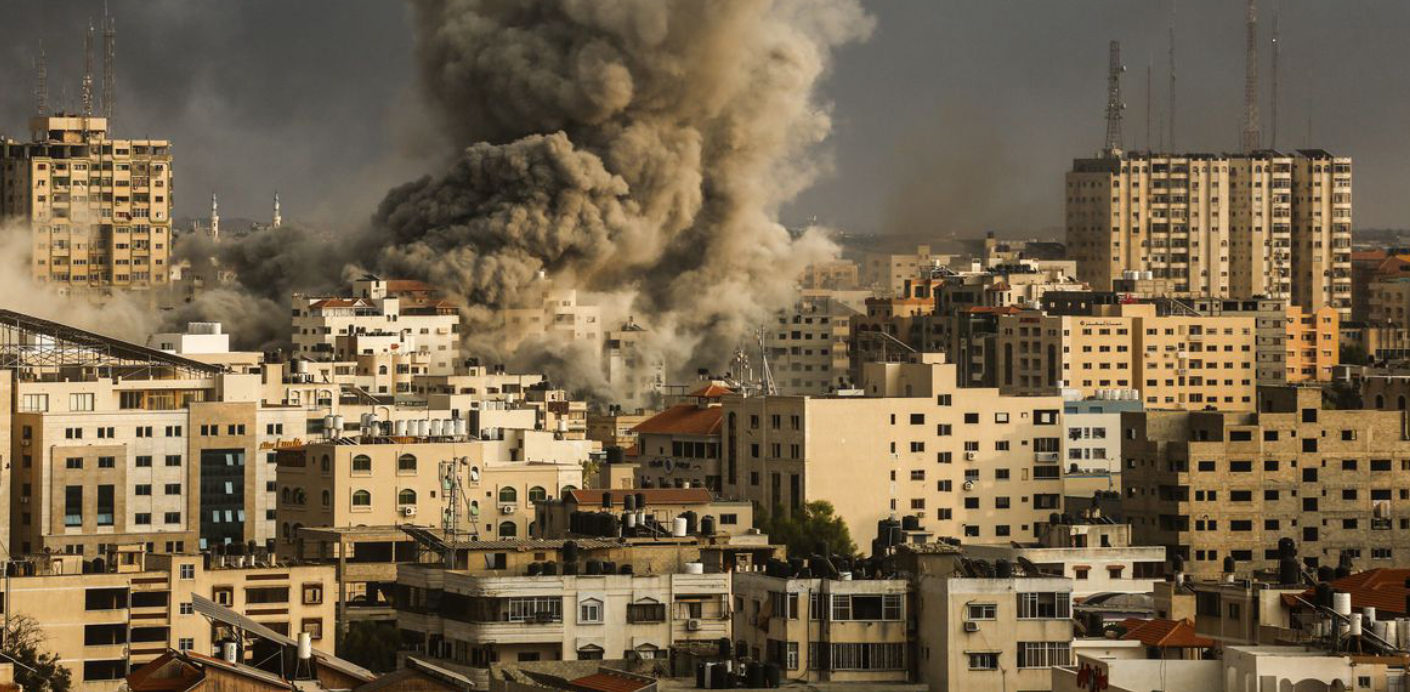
xmin=180 ymin=564 xmax=195 ymax=579
xmin=246 ymin=587 xmax=289 ymax=604
xmin=302 ymin=583 xmax=323 ymax=605
xmin=64 ymin=486 xmax=82 ymax=527
xmin=165 ymin=483 xmax=182 ymax=495
xmin=966 ymin=603 xmax=996 ymax=620
xmin=136 ymin=455 xmax=152 ymax=468
xmin=498 ymin=487 xmax=518 ymax=504
xmin=830 ymin=594 xmax=903 ymax=621
xmin=352 ymin=455 xmax=372 ymax=473
xmin=179 ymin=602 xmax=194 ymax=615
xmin=627 ymin=601 xmax=666 ymax=623
xmin=351 ymin=490 xmax=371 ymax=507
xmin=70 ymin=393 xmax=95 ymax=412
xmin=135 ymin=484 xmax=152 ymax=496
xmin=528 ymin=486 xmax=547 ymax=503
xmin=66 ymin=457 xmax=83 ymax=469
xmin=1017 ymin=592 xmax=1071 ymax=619
xmin=397 ymin=454 xmax=417 ymax=472
xmin=165 ymin=455 xmax=181 ymax=467
xmin=301 ymin=619 xmax=323 ymax=641
xmin=968 ymin=652 xmax=999 ymax=671
xmin=1017 ymin=642 xmax=1072 ymax=669
xmin=398 ymin=489 xmax=417 ymax=506
xmin=579 ymin=599 xmax=603 ymax=623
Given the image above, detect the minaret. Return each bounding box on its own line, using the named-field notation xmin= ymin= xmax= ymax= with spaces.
xmin=272 ymin=192 xmax=282 ymax=228
xmin=210 ymin=192 xmax=220 ymax=242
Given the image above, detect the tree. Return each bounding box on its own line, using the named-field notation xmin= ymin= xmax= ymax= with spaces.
xmin=757 ymin=501 xmax=857 ymax=559
xmin=339 ymin=621 xmax=401 ymax=673
xmin=1340 ymin=343 xmax=1370 ymax=367
xmin=1 ymin=615 xmax=72 ymax=692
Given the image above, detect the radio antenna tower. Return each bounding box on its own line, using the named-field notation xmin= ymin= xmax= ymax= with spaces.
xmin=1240 ymin=0 xmax=1262 ymax=152
xmin=1270 ymin=0 xmax=1280 ymax=149
xmin=81 ymin=20 xmax=95 ymax=118
xmin=102 ymin=2 xmax=116 ymax=121
xmin=1145 ymin=53 xmax=1152 ymax=151
xmin=1103 ymin=40 xmax=1125 ymax=155
xmin=32 ymin=42 xmax=48 ymax=116
xmin=1168 ymin=0 xmax=1177 ymax=151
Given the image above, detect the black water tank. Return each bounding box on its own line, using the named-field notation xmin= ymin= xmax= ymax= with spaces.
xmin=995 ymin=559 xmax=1014 ymax=579
xmin=619 ymin=564 xmax=633 ymax=575
xmin=601 ymin=492 xmax=613 ymax=509
xmin=701 ymin=516 xmax=717 ymax=536
xmin=1278 ymin=557 xmax=1299 ymax=586
xmin=1222 ymin=556 xmax=1236 ymax=574
xmin=902 ymin=514 xmax=921 ymax=531
xmin=1317 ymin=566 xmax=1335 ymax=583
xmin=1315 ymin=582 xmax=1333 ymax=607
xmin=1049 ymin=512 xmax=1062 ymax=526
xmin=1335 ymin=563 xmax=1352 ymax=579
xmin=601 ymin=561 xmax=615 ymax=575
xmin=607 ymin=447 xmax=625 ymax=465
xmin=695 ymin=663 xmax=706 ymax=689
xmin=543 ymin=561 xmax=558 ymax=576
xmin=624 ymin=494 xmax=637 ymax=512
xmin=683 ymin=511 xmax=698 ymax=535
xmin=746 ymin=662 xmax=765 ymax=688
xmin=527 ymin=562 xmax=542 ymax=576
xmin=718 ymin=637 xmax=732 ymax=659
xmin=764 ymin=662 xmax=782 ymax=687
xmin=1278 ymin=537 xmax=1296 ymax=559
xmin=586 ymin=560 xmax=603 ymax=576
xmin=604 ymin=513 xmax=620 ymax=537
xmin=635 ymin=492 xmax=647 ymax=510
xmin=563 ymin=540 xmax=579 ymax=564
xmin=797 ymin=568 xmax=813 ymax=579
xmin=1172 ymin=555 xmax=1185 ymax=574
xmin=562 ymin=561 xmax=579 ymax=576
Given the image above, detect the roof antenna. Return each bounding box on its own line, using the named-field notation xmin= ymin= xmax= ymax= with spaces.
xmin=1240 ymin=0 xmax=1262 ymax=152
xmin=102 ymin=0 xmax=116 ymax=122
xmin=1269 ymin=0 xmax=1280 ymax=149
xmin=32 ymin=41 xmax=48 ymax=116
xmin=1168 ymin=0 xmax=1177 ymax=151
xmin=81 ymin=19 xmax=95 ymax=118
xmin=1103 ymin=40 xmax=1126 ymax=156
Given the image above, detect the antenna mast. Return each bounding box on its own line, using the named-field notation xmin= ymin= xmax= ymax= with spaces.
xmin=1270 ymin=0 xmax=1280 ymax=149
xmin=1103 ymin=40 xmax=1125 ymax=155
xmin=1168 ymin=0 xmax=1177 ymax=151
xmin=32 ymin=43 xmax=48 ymax=117
xmin=1145 ymin=54 xmax=1152 ymax=151
xmin=102 ymin=3 xmax=115 ymax=122
xmin=81 ymin=20 xmax=95 ymax=118
xmin=1241 ymin=0 xmax=1262 ymax=152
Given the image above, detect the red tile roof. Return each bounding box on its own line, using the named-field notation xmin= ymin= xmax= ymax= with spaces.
xmin=569 ymin=488 xmax=713 ymax=507
xmin=1353 ymin=250 xmax=1389 ymax=262
xmin=965 ymin=306 xmax=1022 ymax=315
xmin=688 ymin=383 xmax=735 ymax=398
xmin=1283 ymin=569 xmax=1410 ymax=615
xmin=630 ymin=404 xmax=723 ymax=437
xmin=385 ymin=279 xmax=437 ymax=293
xmin=1121 ymin=618 xmax=1214 ymax=648
xmin=308 ymin=298 xmax=369 ymax=310
xmin=569 ymin=671 xmax=653 ymax=692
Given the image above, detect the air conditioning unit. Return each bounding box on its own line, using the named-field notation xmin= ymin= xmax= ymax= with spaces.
xmin=963 ymin=480 xmax=975 ymax=492
xmin=964 ymin=621 xmax=980 ymax=633
xmin=401 ymin=506 xmax=417 ymax=517
xmin=964 ymin=452 xmax=977 ymax=461
xmin=500 ymin=504 xmax=516 ymax=515
xmin=686 ymin=619 xmax=702 ymax=631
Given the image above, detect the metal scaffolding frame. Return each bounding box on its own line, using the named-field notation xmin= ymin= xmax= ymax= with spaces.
xmin=0 ymin=309 xmax=222 ymax=380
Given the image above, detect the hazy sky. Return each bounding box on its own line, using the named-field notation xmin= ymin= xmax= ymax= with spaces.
xmin=1 ymin=1 xmax=1405 ymax=238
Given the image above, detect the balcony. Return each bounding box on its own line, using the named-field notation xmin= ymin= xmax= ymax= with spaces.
xmin=1034 ymin=452 xmax=1060 ymax=463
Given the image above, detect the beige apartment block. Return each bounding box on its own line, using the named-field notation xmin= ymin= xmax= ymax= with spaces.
xmin=275 ymin=432 xmax=587 ymax=549
xmin=722 ymin=354 xmax=1067 ymax=545
xmin=0 ymin=116 xmax=173 ymax=290
xmin=292 ymin=276 xmax=460 ymax=374
xmin=502 ymin=287 xmax=602 ymax=352
xmin=964 ymin=520 xmax=1166 ymax=601
xmin=995 ymin=301 xmax=1258 ymax=411
xmin=533 ymin=488 xmax=754 ymax=539
xmin=585 ymin=407 xmax=656 ymax=451
xmin=396 ymin=563 xmax=731 ymax=667
xmin=631 ymin=383 xmax=727 ymax=490
xmin=732 ymin=572 xmax=911 ymax=683
xmin=860 ymin=245 xmax=953 ymax=296
xmin=1284 ymin=304 xmax=1339 ymax=383
xmin=1 ymin=545 xmax=334 ymax=692
xmin=768 ymin=291 xmax=863 ymax=396
xmin=1066 ymin=151 xmax=1351 ymax=315
xmin=602 ymin=320 xmax=665 ymax=410
xmin=1122 ymin=386 xmax=1410 ymax=577
xmin=800 ymin=259 xmax=861 ymax=291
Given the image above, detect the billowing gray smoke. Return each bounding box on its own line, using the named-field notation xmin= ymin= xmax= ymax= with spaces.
xmin=367 ymin=0 xmax=873 ymax=393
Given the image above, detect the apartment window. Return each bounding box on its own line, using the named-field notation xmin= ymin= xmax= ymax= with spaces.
xmin=937 ymin=424 xmax=952 ymax=436
xmin=70 ymin=393 xmax=95 ymax=412
xmin=301 ymin=619 xmax=323 ymax=641
xmin=964 ymin=413 xmax=979 ymax=424
xmin=995 ymin=412 xmax=1010 ymax=424
xmin=165 ymin=455 xmax=181 ymax=467
xmin=165 ymin=512 xmax=182 ymax=524
xmin=66 ymin=457 xmax=83 ymax=469
xmin=966 ymin=603 xmax=997 ymax=620
xmin=626 ymin=601 xmax=666 ymax=623
xmin=1017 ymin=592 xmax=1071 ymax=619
xmin=968 ymin=652 xmax=999 ymax=671
xmin=165 ymin=483 xmax=182 ymax=496
xmin=179 ymin=602 xmax=193 ymax=615
xmin=302 ymin=583 xmax=323 ymax=605
xmin=64 ymin=486 xmax=82 ymax=527
xmin=909 ymin=414 xmax=925 ymax=425
xmin=180 ymin=564 xmax=195 ymax=579
xmin=1017 ymin=642 xmax=1072 ymax=669
xmin=246 ymin=587 xmax=289 ymax=604
xmin=909 ymin=441 xmax=925 ymax=453
xmin=136 ymin=455 xmax=152 ymax=468
xmin=828 ymin=643 xmax=904 ymax=671
xmin=579 ymin=599 xmax=603 ymax=623
xmin=98 ymin=456 xmax=115 ymax=468
xmin=135 ymin=484 xmax=152 ymax=496
xmin=910 ymin=470 xmax=925 ymax=481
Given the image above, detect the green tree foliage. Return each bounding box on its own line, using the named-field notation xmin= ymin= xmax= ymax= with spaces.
xmin=339 ymin=620 xmax=401 ymax=673
xmin=1 ymin=615 xmax=72 ymax=692
xmin=757 ymin=501 xmax=857 ymax=559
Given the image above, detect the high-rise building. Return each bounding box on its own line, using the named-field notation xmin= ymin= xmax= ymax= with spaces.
xmin=0 ymin=116 xmax=173 ymax=290
xmin=1066 ymin=151 xmax=1351 ymax=315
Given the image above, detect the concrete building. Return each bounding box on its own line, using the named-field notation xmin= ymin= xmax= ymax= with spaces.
xmin=630 ymin=383 xmax=728 ymax=490
xmin=1122 ymin=386 xmax=1410 ymax=576
xmin=722 ymin=353 xmax=1067 ymax=546
xmin=768 ymin=291 xmax=863 ymax=396
xmin=0 ymin=116 xmax=173 ymax=290
xmin=1284 ymin=304 xmax=1340 ymax=383
xmin=1 ymin=544 xmax=335 ymax=691
xmin=292 ymin=276 xmax=460 ymax=374
xmin=1066 ymin=151 xmax=1352 ymax=315
xmin=585 ymin=407 xmax=656 ymax=452
xmin=732 ymin=571 xmax=911 ymax=683
xmin=1054 ymin=645 xmax=1409 ymax=692
xmin=1062 ymin=391 xmax=1141 ymax=479
xmin=533 ymin=488 xmax=754 ymax=540
xmin=995 ymin=299 xmax=1258 ymax=411
xmin=964 ymin=519 xmax=1167 ymax=601
xmin=602 ymin=320 xmax=664 ymax=410
xmin=275 ymin=431 xmax=588 ymax=547
xmin=860 ymin=245 xmax=953 ymax=296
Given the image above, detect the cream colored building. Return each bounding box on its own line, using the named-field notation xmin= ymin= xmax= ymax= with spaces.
xmin=1 ymin=545 xmax=334 ymax=692
xmin=860 ymin=245 xmax=954 ymax=296
xmin=292 ymin=277 xmax=460 ymax=374
xmin=732 ymin=572 xmax=911 ymax=683
xmin=533 ymin=488 xmax=754 ymax=539
xmin=768 ymin=291 xmax=863 ymax=396
xmin=964 ymin=521 xmax=1166 ymax=601
xmin=722 ymin=353 xmax=1067 ymax=545
xmin=1284 ymin=304 xmax=1339 ymax=383
xmin=275 ymin=432 xmax=587 ymax=547
xmin=0 ymin=116 xmax=172 ymax=290
xmin=396 ymin=563 xmax=731 ymax=666
xmin=1123 ymin=386 xmax=1410 ymax=576
xmin=1066 ymin=151 xmax=1352 ymax=315
xmin=995 ymin=301 xmax=1258 ymax=411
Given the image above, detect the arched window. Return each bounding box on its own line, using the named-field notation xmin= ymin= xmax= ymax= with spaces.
xmin=352 ymin=454 xmax=371 ymax=473
xmin=281 ymin=488 xmax=291 ymax=504
xmin=352 ymin=490 xmax=372 ymax=507
xmin=294 ymin=489 xmax=307 ymax=505
xmin=527 ymin=486 xmax=547 ymax=503
xmin=398 ymin=454 xmax=417 ymax=472
xmin=378 ymin=365 xmax=388 ymax=375
xmin=470 ymin=500 xmax=480 ymax=517
xmin=498 ymin=486 xmax=518 ymax=504
xmin=321 ymin=455 xmax=331 ymax=472
xmin=281 ymin=522 xmax=290 ymax=540
xmin=398 ymin=489 xmax=417 ymax=506
xmin=1376 ymin=395 xmax=1386 ymax=409
xmin=498 ymin=521 xmax=517 ymax=537
xmin=321 ymin=490 xmax=331 ymax=507
xmin=577 ymin=644 xmax=604 ymax=660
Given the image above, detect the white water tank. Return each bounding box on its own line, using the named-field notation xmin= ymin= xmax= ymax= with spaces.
xmin=360 ymin=413 xmax=372 ymax=431
xmin=673 ymin=517 xmax=688 ymax=537
xmin=625 ymin=512 xmax=637 ymax=528
xmin=683 ymin=562 xmax=704 ymax=575
xmin=394 ymin=419 xmax=407 ymax=437
xmin=1350 ymin=613 xmax=1363 ymax=637
xmin=223 ymin=642 xmax=238 ymax=663
xmin=1334 ymin=592 xmax=1353 ymax=616
xmin=430 ymin=420 xmax=443 ymax=438
xmin=332 ymin=416 xmax=344 ymax=436
xmin=323 ymin=415 xmax=336 ymax=438
xmin=297 ymin=631 xmax=313 ymax=660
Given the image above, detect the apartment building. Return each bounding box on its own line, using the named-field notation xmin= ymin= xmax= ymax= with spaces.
xmin=1284 ymin=304 xmax=1340 ymax=383
xmin=1062 ymin=392 xmax=1140 ymax=478
xmin=732 ymin=571 xmax=911 ymax=683
xmin=722 ymin=353 xmax=1067 ymax=545
xmin=1 ymin=545 xmax=334 ymax=691
xmin=533 ymin=488 xmax=754 ymax=539
xmin=275 ymin=431 xmax=587 ymax=547
xmin=1065 ymin=151 xmax=1352 ymax=315
xmin=767 ymin=291 xmax=863 ymax=396
xmin=395 ymin=562 xmax=731 ymax=667
xmin=800 ymin=259 xmax=860 ymax=291
xmin=630 ymin=383 xmax=727 ymax=490
xmin=860 ymin=245 xmax=952 ymax=296
xmin=995 ymin=299 xmax=1258 ymax=411
xmin=292 ymin=276 xmax=460 ymax=374
xmin=502 ymin=287 xmax=601 ymax=351
xmin=602 ymin=319 xmax=665 ymax=410
xmin=0 ymin=116 xmax=173 ymax=290
xmin=1122 ymin=386 xmax=1410 ymax=576
xmin=585 ymin=407 xmax=656 ymax=451
xmin=964 ymin=520 xmax=1166 ymax=600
